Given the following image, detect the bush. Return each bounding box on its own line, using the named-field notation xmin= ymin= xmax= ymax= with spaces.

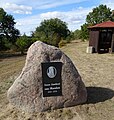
xmin=33 ymin=18 xmax=70 ymax=47
xmin=16 ymin=34 xmax=32 ymax=54
xmin=58 ymin=40 xmax=67 ymax=48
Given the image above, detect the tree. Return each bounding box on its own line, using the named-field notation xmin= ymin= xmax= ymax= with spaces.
xmin=16 ymin=34 xmax=31 ymax=55
xmin=81 ymin=4 xmax=114 ymax=40
xmin=0 ymin=8 xmax=20 ymax=50
xmin=33 ymin=18 xmax=70 ymax=47
xmin=111 ymin=10 xmax=114 ymax=21
xmin=81 ymin=23 xmax=89 ymax=41
xmin=73 ymin=29 xmax=81 ymax=40
xmin=86 ymin=4 xmax=112 ymax=25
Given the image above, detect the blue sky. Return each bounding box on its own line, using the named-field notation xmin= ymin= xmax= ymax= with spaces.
xmin=0 ymin=0 xmax=114 ymax=35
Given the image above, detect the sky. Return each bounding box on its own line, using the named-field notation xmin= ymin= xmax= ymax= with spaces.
xmin=0 ymin=0 xmax=114 ymax=35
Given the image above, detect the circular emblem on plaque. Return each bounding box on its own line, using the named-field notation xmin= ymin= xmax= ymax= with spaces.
xmin=47 ymin=66 xmax=57 ymax=78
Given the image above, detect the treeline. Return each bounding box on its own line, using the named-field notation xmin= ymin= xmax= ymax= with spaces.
xmin=0 ymin=4 xmax=114 ymax=54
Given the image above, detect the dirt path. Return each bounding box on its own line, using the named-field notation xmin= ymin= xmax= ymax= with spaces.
xmin=0 ymin=41 xmax=114 ymax=120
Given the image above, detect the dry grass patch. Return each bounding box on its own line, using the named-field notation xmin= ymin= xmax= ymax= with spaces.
xmin=0 ymin=40 xmax=114 ymax=120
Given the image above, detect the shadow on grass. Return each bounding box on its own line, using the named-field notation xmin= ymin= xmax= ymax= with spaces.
xmin=0 ymin=52 xmax=26 ymax=59
xmin=86 ymin=87 xmax=114 ymax=104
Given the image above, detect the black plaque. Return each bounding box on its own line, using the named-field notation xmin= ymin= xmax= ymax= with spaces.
xmin=41 ymin=62 xmax=62 ymax=97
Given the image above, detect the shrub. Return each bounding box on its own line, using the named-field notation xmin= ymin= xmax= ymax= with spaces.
xmin=58 ymin=40 xmax=67 ymax=48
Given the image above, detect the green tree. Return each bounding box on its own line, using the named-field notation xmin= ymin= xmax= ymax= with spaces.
xmin=81 ymin=4 xmax=114 ymax=40
xmin=0 ymin=8 xmax=20 ymax=50
xmin=33 ymin=18 xmax=70 ymax=47
xmin=111 ymin=10 xmax=114 ymax=21
xmin=16 ymin=34 xmax=31 ymax=55
xmin=81 ymin=23 xmax=89 ymax=41
xmin=73 ymin=29 xmax=81 ymax=40
xmin=86 ymin=4 xmax=112 ymax=25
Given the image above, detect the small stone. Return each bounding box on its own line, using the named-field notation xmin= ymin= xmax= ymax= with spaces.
xmin=7 ymin=41 xmax=87 ymax=113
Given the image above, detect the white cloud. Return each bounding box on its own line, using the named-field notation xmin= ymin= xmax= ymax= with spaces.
xmin=37 ymin=0 xmax=88 ymax=9
xmin=3 ymin=0 xmax=114 ymax=37
xmin=2 ymin=3 xmax=32 ymax=14
xmin=40 ymin=7 xmax=92 ymax=30
xmin=0 ymin=0 xmax=90 ymax=10
xmin=15 ymin=7 xmax=92 ymax=35
xmin=0 ymin=0 xmax=92 ymax=35
xmin=40 ymin=11 xmax=65 ymax=20
xmin=15 ymin=15 xmax=41 ymax=35
xmin=100 ymin=0 xmax=114 ymax=10
xmin=0 ymin=0 xmax=90 ymax=15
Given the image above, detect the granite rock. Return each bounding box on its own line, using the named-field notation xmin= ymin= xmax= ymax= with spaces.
xmin=7 ymin=41 xmax=87 ymax=113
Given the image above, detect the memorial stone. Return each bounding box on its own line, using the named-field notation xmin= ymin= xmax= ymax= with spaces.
xmin=7 ymin=41 xmax=87 ymax=113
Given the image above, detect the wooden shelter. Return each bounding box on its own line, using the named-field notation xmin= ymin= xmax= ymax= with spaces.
xmin=88 ymin=21 xmax=114 ymax=53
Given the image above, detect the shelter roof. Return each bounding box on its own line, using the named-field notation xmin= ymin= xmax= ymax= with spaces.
xmin=88 ymin=21 xmax=114 ymax=29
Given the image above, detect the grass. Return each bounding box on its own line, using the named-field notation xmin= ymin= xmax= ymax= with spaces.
xmin=0 ymin=40 xmax=114 ymax=120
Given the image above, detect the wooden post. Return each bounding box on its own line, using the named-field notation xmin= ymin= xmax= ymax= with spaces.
xmin=111 ymin=33 xmax=114 ymax=53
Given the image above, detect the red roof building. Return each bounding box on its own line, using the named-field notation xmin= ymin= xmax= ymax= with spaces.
xmin=88 ymin=21 xmax=114 ymax=28
xmin=88 ymin=21 xmax=114 ymax=53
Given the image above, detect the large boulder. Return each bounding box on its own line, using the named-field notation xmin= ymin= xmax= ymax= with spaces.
xmin=7 ymin=41 xmax=87 ymax=113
